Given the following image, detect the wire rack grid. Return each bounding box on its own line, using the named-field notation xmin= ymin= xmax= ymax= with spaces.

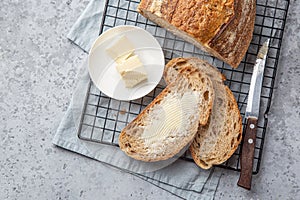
xmin=77 ymin=0 xmax=290 ymax=174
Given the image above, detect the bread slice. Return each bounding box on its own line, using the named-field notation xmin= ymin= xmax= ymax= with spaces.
xmin=137 ymin=0 xmax=255 ymax=68
xmin=164 ymin=57 xmax=242 ymax=169
xmin=119 ymin=67 xmax=214 ymax=162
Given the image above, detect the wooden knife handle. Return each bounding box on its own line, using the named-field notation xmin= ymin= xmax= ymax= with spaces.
xmin=237 ymin=117 xmax=258 ymax=190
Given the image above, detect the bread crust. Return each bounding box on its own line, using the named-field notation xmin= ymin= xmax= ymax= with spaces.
xmin=208 ymin=0 xmax=256 ymax=68
xmin=164 ymin=57 xmax=226 ymax=84
xmin=138 ymin=0 xmax=256 ymax=68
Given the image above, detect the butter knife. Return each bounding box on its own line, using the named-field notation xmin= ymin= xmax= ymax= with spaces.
xmin=237 ymin=39 xmax=270 ymax=190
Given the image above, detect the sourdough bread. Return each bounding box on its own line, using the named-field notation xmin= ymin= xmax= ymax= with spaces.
xmin=137 ymin=0 xmax=256 ymax=68
xmin=164 ymin=57 xmax=242 ymax=169
xmin=119 ymin=67 xmax=214 ymax=162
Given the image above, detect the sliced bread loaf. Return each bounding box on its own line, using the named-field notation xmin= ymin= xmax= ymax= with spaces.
xmin=119 ymin=67 xmax=214 ymax=162
xmin=137 ymin=0 xmax=256 ymax=68
xmin=164 ymin=57 xmax=242 ymax=169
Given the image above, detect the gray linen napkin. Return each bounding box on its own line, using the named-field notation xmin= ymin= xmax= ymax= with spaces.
xmin=53 ymin=0 xmax=223 ymax=199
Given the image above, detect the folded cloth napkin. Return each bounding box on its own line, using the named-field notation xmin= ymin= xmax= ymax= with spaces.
xmin=53 ymin=0 xmax=223 ymax=199
xmin=66 ymin=0 xmax=105 ymax=52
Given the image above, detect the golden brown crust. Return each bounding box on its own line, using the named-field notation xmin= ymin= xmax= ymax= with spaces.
xmin=138 ymin=0 xmax=256 ymax=68
xmin=169 ymin=0 xmax=234 ymax=44
xmin=208 ymin=0 xmax=256 ymax=68
xmin=160 ymin=0 xmax=178 ymax=21
xmin=139 ymin=0 xmax=234 ymax=44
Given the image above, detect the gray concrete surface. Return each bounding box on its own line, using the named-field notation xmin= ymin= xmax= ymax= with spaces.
xmin=1 ymin=0 xmax=299 ymax=199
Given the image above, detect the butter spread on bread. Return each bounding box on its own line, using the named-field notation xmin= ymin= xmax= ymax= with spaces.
xmin=119 ymin=67 xmax=214 ymax=162
xmin=141 ymin=92 xmax=197 ymax=148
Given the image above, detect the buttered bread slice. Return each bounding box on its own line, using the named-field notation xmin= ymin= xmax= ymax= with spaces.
xmin=119 ymin=67 xmax=214 ymax=162
xmin=164 ymin=58 xmax=242 ymax=169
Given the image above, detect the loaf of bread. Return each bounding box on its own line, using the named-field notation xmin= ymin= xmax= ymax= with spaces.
xmin=137 ymin=0 xmax=256 ymax=68
xmin=119 ymin=67 xmax=214 ymax=162
xmin=164 ymin=57 xmax=242 ymax=169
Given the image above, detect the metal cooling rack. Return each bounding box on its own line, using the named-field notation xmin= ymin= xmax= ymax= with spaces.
xmin=77 ymin=0 xmax=290 ymax=174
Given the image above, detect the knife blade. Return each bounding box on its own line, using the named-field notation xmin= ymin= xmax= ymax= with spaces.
xmin=237 ymin=39 xmax=270 ymax=190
